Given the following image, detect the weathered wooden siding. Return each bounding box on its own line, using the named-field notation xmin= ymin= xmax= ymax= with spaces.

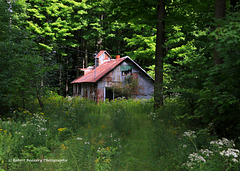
xmin=122 ymin=60 xmax=154 ymax=99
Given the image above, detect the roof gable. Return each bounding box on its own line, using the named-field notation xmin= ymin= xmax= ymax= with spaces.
xmin=124 ymin=56 xmax=154 ymax=82
xmin=94 ymin=50 xmax=112 ymax=59
xmin=94 ymin=50 xmax=112 ymax=66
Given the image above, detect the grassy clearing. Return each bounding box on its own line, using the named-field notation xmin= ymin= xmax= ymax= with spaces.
xmin=0 ymin=96 xmax=239 ymax=170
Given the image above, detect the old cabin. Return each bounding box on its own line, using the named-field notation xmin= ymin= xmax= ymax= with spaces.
xmin=71 ymin=50 xmax=154 ymax=102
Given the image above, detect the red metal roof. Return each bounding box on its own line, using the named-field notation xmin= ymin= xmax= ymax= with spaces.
xmin=71 ymin=58 xmax=125 ymax=83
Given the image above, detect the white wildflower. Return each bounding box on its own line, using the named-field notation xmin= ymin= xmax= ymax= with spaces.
xmin=188 ymin=153 xmax=206 ymax=163
xmin=77 ymin=137 xmax=83 ymax=140
xmin=232 ymin=158 xmax=238 ymax=162
xmin=183 ymin=131 xmax=196 ymax=138
xmin=218 ymin=141 xmax=223 ymax=146
xmin=182 ymin=161 xmax=195 ymax=169
xmin=208 ymin=122 xmax=214 ymax=127
xmin=199 ymin=149 xmax=213 ymax=157
xmin=210 ymin=138 xmax=235 ymax=148
xmin=220 ymin=148 xmax=239 ymax=158
xmin=40 ymin=128 xmax=47 ymax=131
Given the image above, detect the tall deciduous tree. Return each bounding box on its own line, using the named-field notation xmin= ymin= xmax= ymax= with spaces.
xmin=154 ymin=0 xmax=165 ymax=108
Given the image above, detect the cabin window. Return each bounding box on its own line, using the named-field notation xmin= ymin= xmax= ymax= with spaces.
xmin=82 ymin=86 xmax=87 ymax=97
xmin=120 ymin=65 xmax=132 ymax=76
xmin=76 ymin=84 xmax=81 ymax=96
xmin=105 ymin=87 xmax=122 ymax=101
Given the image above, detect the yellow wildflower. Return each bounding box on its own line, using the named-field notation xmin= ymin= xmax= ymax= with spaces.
xmin=3 ymin=130 xmax=7 ymax=133
xmin=0 ymin=129 xmax=2 ymax=132
xmin=40 ymin=113 xmax=44 ymax=115
xmin=84 ymin=132 xmax=88 ymax=136
xmin=98 ymin=140 xmax=104 ymax=145
xmin=101 ymin=125 xmax=106 ymax=129
xmin=105 ymin=159 xmax=110 ymax=163
xmin=95 ymin=158 xmax=99 ymax=163
xmin=61 ymin=144 xmax=67 ymax=150
xmin=106 ymin=146 xmax=110 ymax=151
xmin=91 ymin=138 xmax=96 ymax=144
xmin=58 ymin=128 xmax=66 ymax=132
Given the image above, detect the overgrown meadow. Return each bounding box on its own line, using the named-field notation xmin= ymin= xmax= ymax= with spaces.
xmin=0 ymin=94 xmax=240 ymax=171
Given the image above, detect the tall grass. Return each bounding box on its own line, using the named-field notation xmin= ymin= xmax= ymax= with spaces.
xmin=0 ymin=95 xmax=239 ymax=170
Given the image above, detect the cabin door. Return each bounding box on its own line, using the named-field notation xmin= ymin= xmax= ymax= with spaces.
xmin=105 ymin=87 xmax=114 ymax=101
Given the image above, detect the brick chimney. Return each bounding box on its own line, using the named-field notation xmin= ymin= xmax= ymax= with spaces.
xmin=116 ymin=55 xmax=120 ymax=59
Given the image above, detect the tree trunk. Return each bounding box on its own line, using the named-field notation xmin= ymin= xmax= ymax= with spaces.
xmin=85 ymin=44 xmax=88 ymax=68
xmin=215 ymin=0 xmax=226 ymax=19
xmin=59 ymin=64 xmax=62 ymax=95
xmin=76 ymin=45 xmax=80 ymax=76
xmin=213 ymin=0 xmax=226 ymax=65
xmin=65 ymin=55 xmax=69 ymax=96
xmin=22 ymin=90 xmax=25 ymax=109
xmin=76 ymin=32 xmax=80 ymax=76
xmin=36 ymin=85 xmax=43 ymax=108
xmin=154 ymin=0 xmax=165 ymax=108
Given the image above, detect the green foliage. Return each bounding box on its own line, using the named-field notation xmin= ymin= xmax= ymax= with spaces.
xmin=160 ymin=9 xmax=240 ymax=139
xmin=0 ymin=97 xmax=240 ymax=170
xmin=111 ymin=76 xmax=140 ymax=99
xmin=0 ymin=0 xmax=45 ymax=114
xmin=124 ymin=23 xmax=156 ymax=68
xmin=0 ymin=130 xmax=18 ymax=170
xmin=192 ymin=12 xmax=240 ymax=138
xmin=108 ymin=100 xmax=131 ymax=135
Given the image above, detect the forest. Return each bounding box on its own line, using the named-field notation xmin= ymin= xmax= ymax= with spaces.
xmin=0 ymin=0 xmax=240 ymax=170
